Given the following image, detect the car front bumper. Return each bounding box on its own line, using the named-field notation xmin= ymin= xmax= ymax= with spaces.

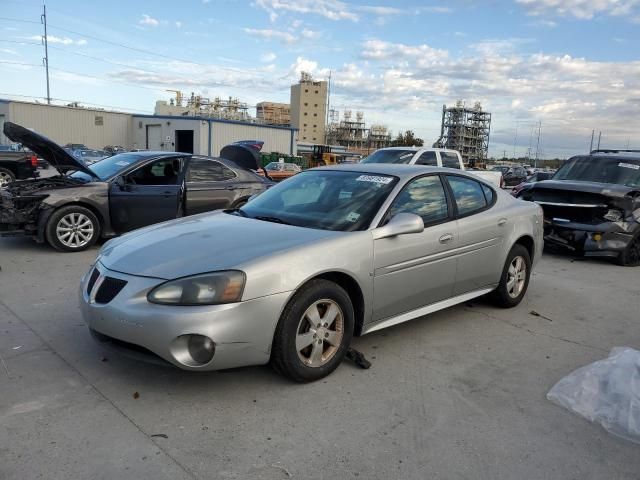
xmin=543 ymin=219 xmax=635 ymax=258
xmin=79 ymin=262 xmax=291 ymax=371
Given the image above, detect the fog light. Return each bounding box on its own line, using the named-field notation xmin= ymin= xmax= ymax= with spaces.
xmin=593 ymin=233 xmax=602 ymax=242
xmin=187 ymin=335 xmax=216 ymax=364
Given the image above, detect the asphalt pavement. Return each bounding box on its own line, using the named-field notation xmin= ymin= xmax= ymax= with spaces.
xmin=1 ymin=235 xmax=639 ymax=479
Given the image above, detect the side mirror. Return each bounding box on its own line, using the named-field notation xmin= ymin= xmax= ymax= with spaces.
xmin=114 ymin=176 xmax=126 ymax=190
xmin=373 ymin=213 xmax=424 ymax=240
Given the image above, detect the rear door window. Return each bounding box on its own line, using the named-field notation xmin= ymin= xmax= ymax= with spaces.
xmin=388 ymin=175 xmax=449 ymax=225
xmin=187 ymin=158 xmax=236 ymax=182
xmin=416 ymin=151 xmax=437 ymax=166
xmin=446 ymin=175 xmax=488 ymax=216
xmin=441 ymin=153 xmax=461 ymax=169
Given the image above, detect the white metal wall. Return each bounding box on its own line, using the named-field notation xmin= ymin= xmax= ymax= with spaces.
xmin=7 ymin=101 xmax=132 ymax=149
xmin=210 ymin=121 xmax=293 ymax=156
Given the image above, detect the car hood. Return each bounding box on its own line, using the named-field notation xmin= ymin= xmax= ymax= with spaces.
xmin=99 ymin=211 xmax=342 ymax=279
xmin=3 ymin=122 xmax=97 ymax=178
xmin=529 ymin=180 xmax=638 ymax=198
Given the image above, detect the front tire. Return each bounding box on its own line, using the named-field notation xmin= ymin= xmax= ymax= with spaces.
xmin=490 ymin=244 xmax=531 ymax=308
xmin=0 ymin=167 xmax=15 ymax=187
xmin=616 ymin=233 xmax=640 ymax=267
xmin=271 ymin=279 xmax=354 ymax=382
xmin=46 ymin=205 xmax=100 ymax=252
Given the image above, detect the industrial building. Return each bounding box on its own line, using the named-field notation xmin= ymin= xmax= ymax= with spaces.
xmin=326 ymin=109 xmax=392 ymax=153
xmin=0 ymin=99 xmax=132 ymax=148
xmin=290 ymin=72 xmax=328 ymax=144
xmin=256 ymin=102 xmax=290 ymax=126
xmin=0 ymin=98 xmax=297 ymax=156
xmin=434 ymin=101 xmax=492 ymax=164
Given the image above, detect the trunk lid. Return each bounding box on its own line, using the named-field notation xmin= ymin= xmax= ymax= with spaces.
xmin=3 ymin=122 xmax=97 ymax=178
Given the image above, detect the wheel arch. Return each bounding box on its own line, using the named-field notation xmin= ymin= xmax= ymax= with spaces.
xmin=40 ymin=201 xmax=105 ymax=239
xmin=513 ymin=234 xmax=535 ymax=261
xmin=293 ymin=271 xmax=366 ymax=337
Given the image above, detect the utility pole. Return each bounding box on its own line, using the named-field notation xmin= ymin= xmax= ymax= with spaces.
xmin=512 ymin=123 xmax=518 ymax=160
xmin=324 ymin=70 xmax=331 ymax=145
xmin=534 ymin=121 xmax=542 ymax=168
xmin=41 ymin=4 xmax=51 ymax=104
xmin=597 ymin=131 xmax=602 ymax=150
xmin=589 ymin=130 xmax=594 ymax=152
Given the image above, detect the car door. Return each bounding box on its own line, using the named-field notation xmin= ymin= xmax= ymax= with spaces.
xmin=444 ymin=175 xmax=505 ymax=295
xmin=109 ymin=156 xmax=185 ymax=232
xmin=184 ymin=157 xmax=238 ymax=214
xmin=372 ymin=174 xmax=458 ymax=322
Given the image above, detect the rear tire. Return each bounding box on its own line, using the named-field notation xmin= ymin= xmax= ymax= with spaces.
xmin=616 ymin=233 xmax=640 ymax=267
xmin=0 ymin=167 xmax=15 ymax=188
xmin=490 ymin=244 xmax=531 ymax=308
xmin=271 ymin=279 xmax=354 ymax=382
xmin=46 ymin=205 xmax=100 ymax=252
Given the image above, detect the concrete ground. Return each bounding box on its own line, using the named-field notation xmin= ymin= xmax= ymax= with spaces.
xmin=0 ymin=236 xmax=638 ymax=480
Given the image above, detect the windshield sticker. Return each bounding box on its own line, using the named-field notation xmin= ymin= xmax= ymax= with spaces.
xmin=346 ymin=212 xmax=361 ymax=223
xmin=399 ymin=153 xmax=414 ymax=159
xmin=618 ymin=162 xmax=640 ymax=170
xmin=356 ymin=175 xmax=393 ymax=184
xmin=115 ymin=161 xmax=131 ymax=167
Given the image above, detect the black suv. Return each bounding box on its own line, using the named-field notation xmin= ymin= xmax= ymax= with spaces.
xmin=518 ymin=150 xmax=640 ymax=266
xmin=0 ymin=147 xmax=39 ymax=187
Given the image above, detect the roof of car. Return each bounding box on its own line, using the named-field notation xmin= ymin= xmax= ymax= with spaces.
xmin=372 ymin=147 xmax=459 ymax=153
xmin=314 ymin=163 xmax=464 ymax=179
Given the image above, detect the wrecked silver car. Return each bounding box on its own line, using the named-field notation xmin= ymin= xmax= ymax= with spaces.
xmin=518 ymin=151 xmax=640 ymax=266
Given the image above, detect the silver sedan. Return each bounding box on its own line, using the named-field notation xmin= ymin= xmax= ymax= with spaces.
xmin=80 ymin=164 xmax=543 ymax=382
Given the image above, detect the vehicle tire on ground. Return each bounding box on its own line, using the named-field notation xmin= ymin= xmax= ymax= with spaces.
xmin=616 ymin=233 xmax=640 ymax=267
xmin=271 ymin=279 xmax=354 ymax=382
xmin=0 ymin=167 xmax=15 ymax=187
xmin=46 ymin=205 xmax=101 ymax=252
xmin=490 ymin=244 xmax=531 ymax=308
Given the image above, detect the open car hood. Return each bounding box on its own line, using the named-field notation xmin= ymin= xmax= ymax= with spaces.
xmin=219 ymin=144 xmax=260 ymax=171
xmin=3 ymin=122 xmax=97 ymax=178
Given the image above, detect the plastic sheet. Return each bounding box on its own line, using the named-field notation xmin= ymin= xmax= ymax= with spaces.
xmin=547 ymin=347 xmax=640 ymax=444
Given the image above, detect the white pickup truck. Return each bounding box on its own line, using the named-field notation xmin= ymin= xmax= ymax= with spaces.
xmin=360 ymin=147 xmax=504 ymax=188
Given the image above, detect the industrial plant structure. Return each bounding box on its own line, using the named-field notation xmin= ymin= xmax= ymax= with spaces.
xmin=256 ymin=102 xmax=290 ymax=126
xmin=290 ymin=72 xmax=328 ymax=144
xmin=326 ymin=109 xmax=392 ymax=153
xmin=434 ymin=101 xmax=491 ymax=164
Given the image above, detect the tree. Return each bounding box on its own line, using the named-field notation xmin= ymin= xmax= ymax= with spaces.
xmin=393 ymin=130 xmax=424 ymax=147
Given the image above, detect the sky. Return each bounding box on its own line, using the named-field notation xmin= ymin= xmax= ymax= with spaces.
xmin=1 ymin=0 xmax=639 ymax=158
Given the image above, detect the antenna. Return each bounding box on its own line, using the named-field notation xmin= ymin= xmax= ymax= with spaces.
xmin=41 ymin=3 xmax=50 ymax=104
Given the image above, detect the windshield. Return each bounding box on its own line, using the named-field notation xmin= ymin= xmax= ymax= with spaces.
xmin=238 ymin=170 xmax=398 ymax=231
xmin=554 ymin=156 xmax=640 ymax=187
xmin=361 ymin=149 xmax=416 ymax=164
xmin=70 ymin=152 xmax=147 ymax=181
xmin=265 ymin=163 xmax=283 ymax=171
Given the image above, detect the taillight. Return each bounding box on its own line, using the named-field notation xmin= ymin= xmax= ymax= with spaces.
xmin=30 ymin=155 xmax=38 ymax=168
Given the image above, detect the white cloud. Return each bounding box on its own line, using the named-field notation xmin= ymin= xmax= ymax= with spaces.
xmin=175 ymin=21 xmax=182 ymax=28
xmin=244 ymin=28 xmax=296 ymax=44
xmin=139 ymin=14 xmax=160 ymax=26
xmin=516 ymin=0 xmax=640 ymax=19
xmin=0 ymin=48 xmax=18 ymax=55
xmin=28 ymin=35 xmax=87 ymax=46
xmin=254 ymin=0 xmax=359 ymax=21
xmin=260 ymin=51 xmax=277 ymax=62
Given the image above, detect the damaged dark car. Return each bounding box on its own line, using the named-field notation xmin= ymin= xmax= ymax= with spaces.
xmin=518 ymin=151 xmax=640 ymax=266
xmin=0 ymin=122 xmax=271 ymax=252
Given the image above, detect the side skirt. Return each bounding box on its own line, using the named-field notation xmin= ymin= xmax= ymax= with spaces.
xmin=362 ymin=286 xmax=496 ymax=335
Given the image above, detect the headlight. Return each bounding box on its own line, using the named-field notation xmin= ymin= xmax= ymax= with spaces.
xmin=603 ymin=209 xmax=623 ymax=222
xmin=147 ymin=271 xmax=245 ymax=305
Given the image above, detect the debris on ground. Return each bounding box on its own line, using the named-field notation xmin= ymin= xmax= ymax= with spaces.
xmin=530 ymin=310 xmax=554 ymax=322
xmin=547 ymin=347 xmax=640 ymax=444
xmin=345 ymin=347 xmax=371 ymax=369
xmin=132 ymin=391 xmax=140 ymax=399
xmin=150 ymin=433 xmax=168 ymax=439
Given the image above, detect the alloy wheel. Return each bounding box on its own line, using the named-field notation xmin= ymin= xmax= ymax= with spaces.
xmin=296 ymin=299 xmax=344 ymax=368
xmin=56 ymin=212 xmax=94 ymax=249
xmin=507 ymin=255 xmax=527 ymax=298
xmin=0 ymin=171 xmax=12 ymax=187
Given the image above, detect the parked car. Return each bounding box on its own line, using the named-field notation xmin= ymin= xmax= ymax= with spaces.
xmin=258 ymin=162 xmax=302 ymax=181
xmin=490 ymin=165 xmax=527 ymax=187
xmin=517 ymin=150 xmax=640 ymax=266
xmin=0 ymin=122 xmax=272 ymax=252
xmin=360 ymin=147 xmax=504 ymax=187
xmin=104 ymin=145 xmax=127 ymax=156
xmin=0 ymin=145 xmax=39 ymax=187
xmin=511 ymin=171 xmax=555 ymax=197
xmin=64 ymin=143 xmax=88 ymax=150
xmin=80 ymin=163 xmax=543 ymax=381
xmin=75 ymin=149 xmax=109 ymax=165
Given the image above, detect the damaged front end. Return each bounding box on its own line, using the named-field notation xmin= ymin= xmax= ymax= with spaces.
xmin=0 ymin=177 xmax=83 ymax=240
xmin=519 ymin=181 xmax=640 ymax=259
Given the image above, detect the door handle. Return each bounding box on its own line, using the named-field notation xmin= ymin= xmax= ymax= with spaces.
xmin=439 ymin=233 xmax=454 ymax=244
xmin=498 ymin=218 xmax=508 ymax=226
